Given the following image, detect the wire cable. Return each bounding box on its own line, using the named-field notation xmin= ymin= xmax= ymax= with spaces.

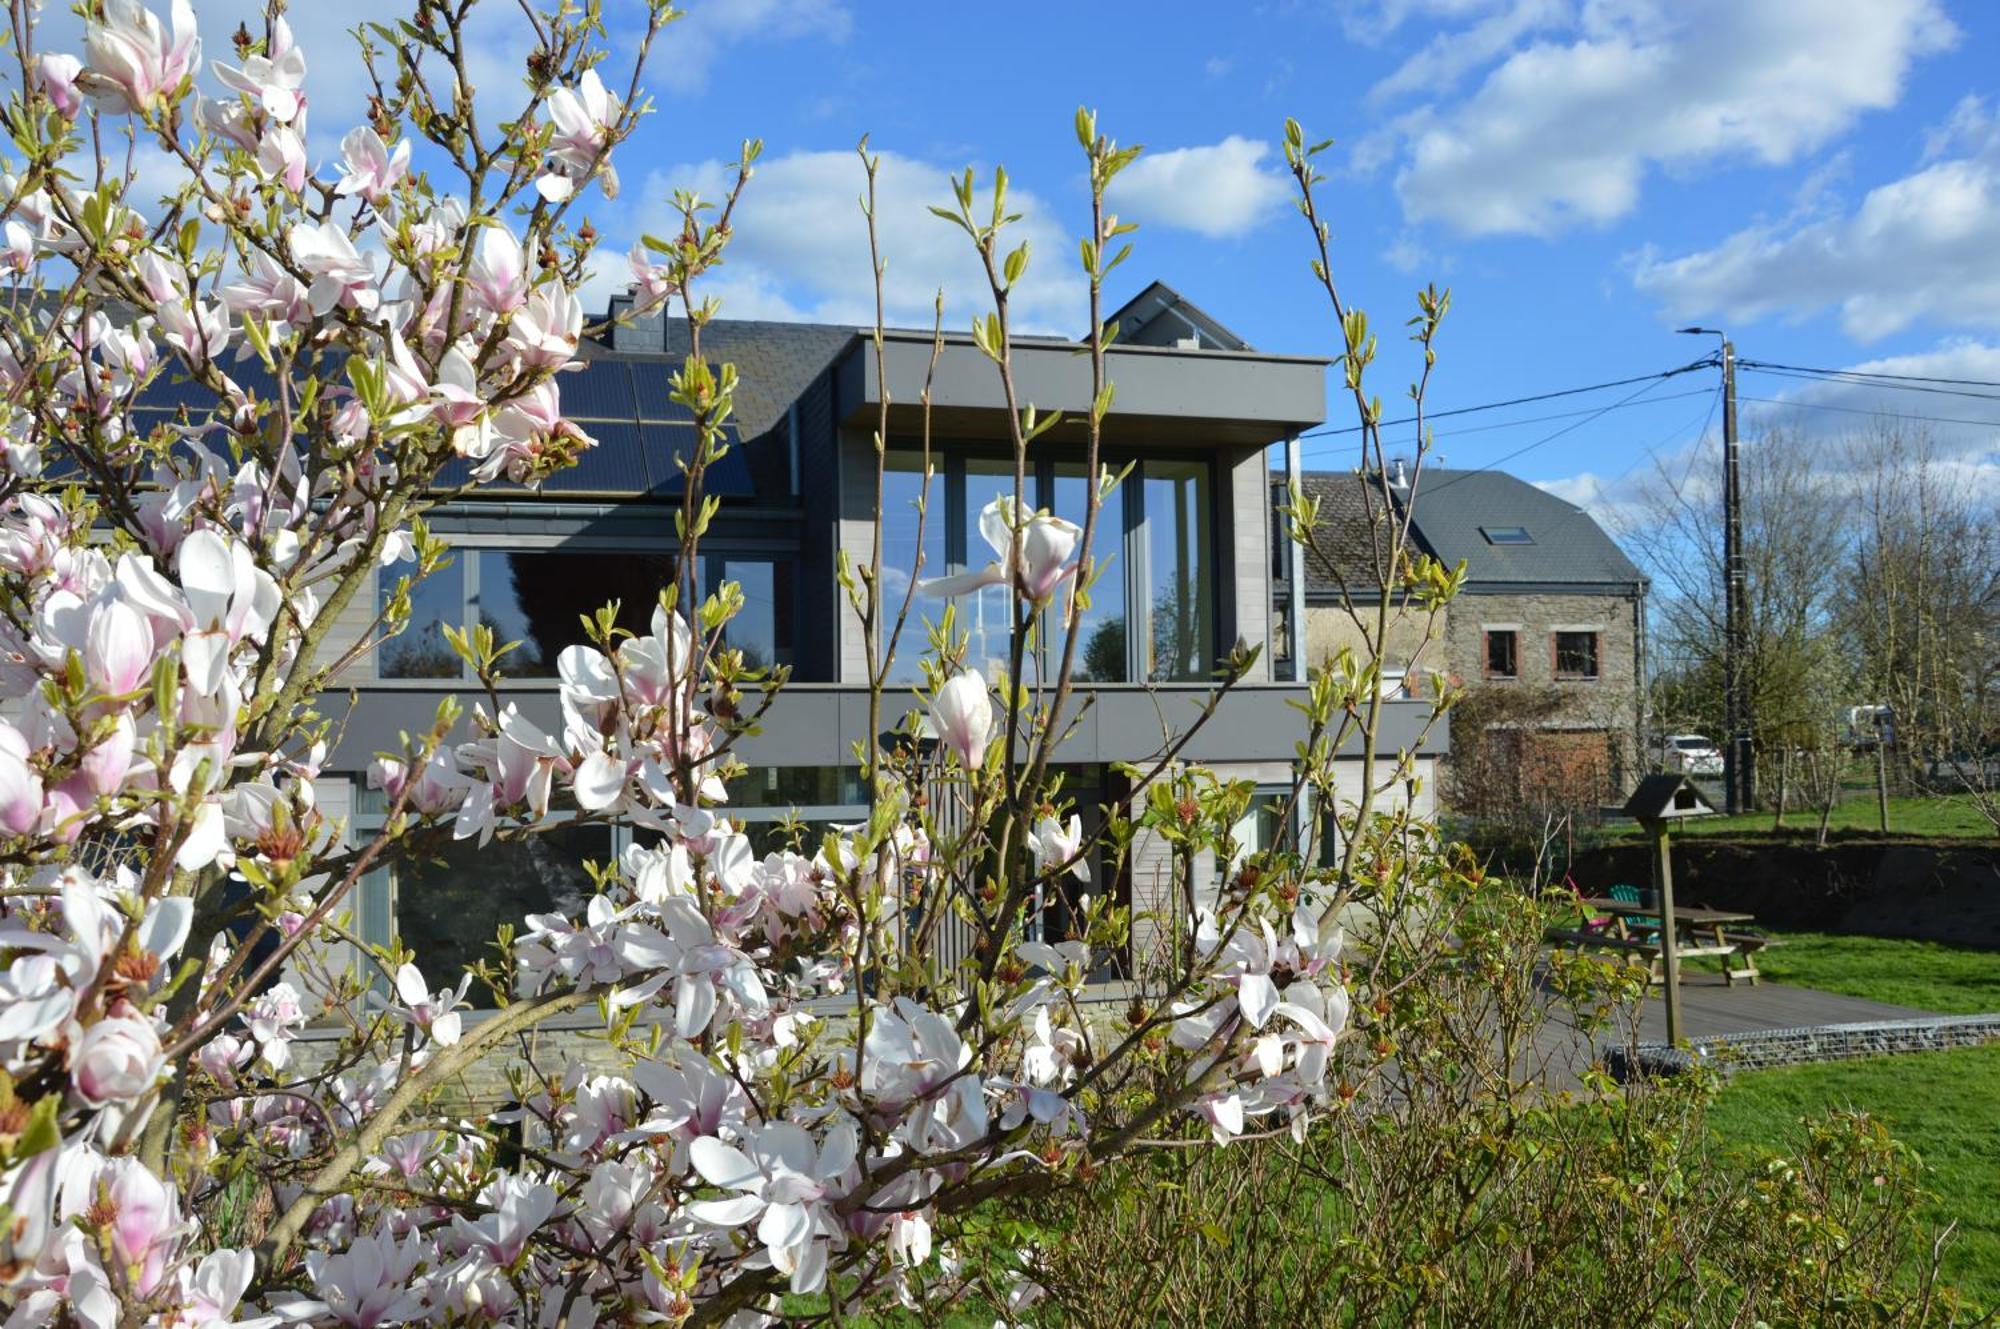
xmin=1297 ymin=386 xmax=1714 ymax=457
xmin=1738 ymin=394 xmax=2000 ymax=431
xmin=1296 ymin=357 xmax=1718 ymax=441
xmin=1736 ymin=358 xmax=2000 ymax=390
xmin=1739 ymin=364 xmax=2000 ymax=404
xmin=1421 ymin=373 xmax=1696 ymax=495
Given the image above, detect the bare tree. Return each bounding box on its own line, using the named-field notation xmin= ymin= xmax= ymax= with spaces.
xmin=1839 ymin=423 xmax=2000 ymax=833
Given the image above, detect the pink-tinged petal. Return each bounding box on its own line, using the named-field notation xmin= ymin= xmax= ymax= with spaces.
xmin=917 ymin=563 xmax=1006 ymax=598
xmin=689 ymin=1137 xmax=758 ymax=1191
xmin=1237 ymin=973 xmax=1279 ymax=1030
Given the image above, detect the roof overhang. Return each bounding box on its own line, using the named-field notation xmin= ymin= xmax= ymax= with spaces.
xmin=837 ymin=329 xmax=1327 ymax=447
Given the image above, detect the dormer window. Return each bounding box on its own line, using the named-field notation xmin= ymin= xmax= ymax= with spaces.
xmin=1481 ymin=525 xmax=1534 ymax=545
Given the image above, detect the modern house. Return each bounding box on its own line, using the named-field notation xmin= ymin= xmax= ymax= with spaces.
xmin=1300 ymin=464 xmax=1646 ymax=821
xmin=308 ymin=284 xmax=1446 ymax=974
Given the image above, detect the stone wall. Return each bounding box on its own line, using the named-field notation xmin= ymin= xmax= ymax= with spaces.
xmin=1302 ymin=600 xmax=1441 ymax=682
xmin=1443 ymin=589 xmax=1644 ymax=796
xmin=1615 ymin=1012 xmax=2000 ymax=1080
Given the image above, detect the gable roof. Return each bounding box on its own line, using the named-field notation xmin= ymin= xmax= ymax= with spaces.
xmin=1299 ymin=467 xmax=1645 ymax=596
xmin=1103 ymin=281 xmax=1252 ymax=351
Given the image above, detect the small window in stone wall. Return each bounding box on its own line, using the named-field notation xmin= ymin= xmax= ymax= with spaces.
xmin=1553 ymin=630 xmax=1600 ymax=680
xmin=1484 ymin=630 xmax=1518 ymax=679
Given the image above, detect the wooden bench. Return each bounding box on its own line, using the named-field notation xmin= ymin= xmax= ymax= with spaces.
xmin=1545 ymin=928 xmax=1737 ymax=985
xmin=1717 ymin=931 xmax=1781 ymax=986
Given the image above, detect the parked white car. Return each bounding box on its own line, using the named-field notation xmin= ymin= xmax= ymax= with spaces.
xmin=1662 ymin=734 xmax=1723 ymax=776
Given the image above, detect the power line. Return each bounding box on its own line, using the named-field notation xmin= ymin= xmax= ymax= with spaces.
xmin=1422 ymin=374 xmax=1695 ymax=495
xmin=1739 ymin=364 xmax=2000 ymax=404
xmin=1737 ymin=394 xmax=2000 ymax=432
xmin=1297 ymin=386 xmax=1714 ymax=456
xmin=1736 ymin=358 xmax=2000 ymax=390
xmin=1297 ymin=357 xmax=1717 ymax=441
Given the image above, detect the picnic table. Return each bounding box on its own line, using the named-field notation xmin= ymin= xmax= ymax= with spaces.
xmin=1547 ymin=898 xmax=1776 ymax=987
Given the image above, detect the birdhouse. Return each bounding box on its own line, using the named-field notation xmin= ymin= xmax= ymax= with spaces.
xmin=1622 ymin=773 xmax=1719 ymax=825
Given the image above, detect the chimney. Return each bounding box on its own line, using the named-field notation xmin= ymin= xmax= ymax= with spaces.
xmin=1389 ymin=457 xmax=1409 ymax=490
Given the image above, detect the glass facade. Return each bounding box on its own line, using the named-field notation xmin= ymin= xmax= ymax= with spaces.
xmin=395 ymin=823 xmax=613 ymax=980
xmin=381 ymin=547 xmax=792 ymax=680
xmin=878 ymin=452 xmax=1210 ymax=686
xmin=880 ymin=456 xmax=947 ymax=684
xmin=1143 ymin=461 xmax=1213 ymax=682
xmin=961 ymin=459 xmax=1022 ymax=682
xmin=379 ymin=556 xmax=465 ymax=679
xmin=1052 ymin=464 xmax=1127 ymax=682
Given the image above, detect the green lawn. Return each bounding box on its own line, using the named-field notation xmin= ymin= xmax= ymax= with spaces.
xmin=1681 ymin=931 xmax=2000 ymax=1015
xmin=1635 ymin=793 xmax=1997 ymax=840
xmin=1710 ymin=1044 xmax=2000 ymax=1311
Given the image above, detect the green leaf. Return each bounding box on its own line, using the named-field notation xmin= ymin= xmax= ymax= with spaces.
xmin=15 ymin=1094 xmax=59 ymax=1160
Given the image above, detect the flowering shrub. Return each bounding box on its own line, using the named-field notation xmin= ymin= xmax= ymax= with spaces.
xmin=0 ymin=4 xmax=1457 ymax=1325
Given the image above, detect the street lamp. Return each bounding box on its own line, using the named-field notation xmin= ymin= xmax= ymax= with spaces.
xmin=1676 ymin=326 xmax=1750 ymax=814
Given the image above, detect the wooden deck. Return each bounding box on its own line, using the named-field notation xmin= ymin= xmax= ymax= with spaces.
xmin=1531 ymin=971 xmax=1933 ymax=1086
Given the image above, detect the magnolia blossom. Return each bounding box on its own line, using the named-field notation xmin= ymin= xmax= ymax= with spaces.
xmin=930 ymin=669 xmax=994 ymax=770
xmin=333 ymin=127 xmax=410 ymax=209
xmin=690 ymin=1122 xmax=859 ymax=1294
xmin=922 ymin=495 xmax=1080 ymax=604
xmin=36 ymin=54 xmax=83 ymax=117
xmin=537 ymin=69 xmax=621 ymax=202
xmin=1030 ymin=812 xmax=1088 ymax=881
xmin=80 ymin=0 xmax=200 ymax=114
xmin=71 ymin=1009 xmax=165 ymax=1107
xmin=387 ymin=963 xmax=471 ymax=1047
xmin=210 ymin=17 xmax=307 ymax=124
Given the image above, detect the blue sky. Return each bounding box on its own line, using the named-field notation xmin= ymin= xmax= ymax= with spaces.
xmin=160 ymin=0 xmax=2000 ymax=521
xmin=567 ymin=0 xmax=2000 ymax=520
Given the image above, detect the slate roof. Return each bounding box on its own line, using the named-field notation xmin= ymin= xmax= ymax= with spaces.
xmin=1300 ymin=467 xmax=1645 ymax=596
xmin=1297 ymin=470 xmax=1401 ymax=592
xmin=591 ymin=309 xmax=857 ymax=439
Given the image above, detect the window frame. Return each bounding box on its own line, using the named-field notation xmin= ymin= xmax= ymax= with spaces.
xmin=377 ymin=538 xmax=797 ymax=683
xmin=1551 ymin=629 xmax=1601 ymax=681
xmin=878 ymin=448 xmax=1217 ymax=685
xmin=1482 ymin=628 xmax=1520 ymax=680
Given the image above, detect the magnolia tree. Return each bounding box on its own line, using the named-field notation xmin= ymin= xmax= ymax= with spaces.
xmin=0 ymin=1 xmax=1457 ymax=1323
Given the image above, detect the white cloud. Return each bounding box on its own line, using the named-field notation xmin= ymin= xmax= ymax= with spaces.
xmin=653 ymin=0 xmax=851 ymax=95
xmin=1369 ymin=0 xmax=1956 ymax=237
xmin=636 ymin=148 xmax=1085 ymax=334
xmin=1740 ymin=340 xmax=2000 ymax=465
xmin=1366 ymin=0 xmax=1564 ymax=104
xmin=1105 ymin=137 xmax=1288 ymax=239
xmin=1632 ymin=98 xmax=2000 ymax=341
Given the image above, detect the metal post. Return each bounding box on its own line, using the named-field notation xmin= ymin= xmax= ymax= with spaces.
xmin=1285 ymin=433 xmax=1306 ymax=680
xmin=1721 ymin=340 xmax=1752 ymax=814
xmin=1649 ymin=818 xmax=1682 ymax=1045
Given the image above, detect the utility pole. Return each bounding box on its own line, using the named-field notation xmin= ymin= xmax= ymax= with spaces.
xmin=1680 ymin=328 xmax=1753 ymax=814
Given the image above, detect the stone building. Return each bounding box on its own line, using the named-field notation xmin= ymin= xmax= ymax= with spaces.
xmin=1301 ymin=465 xmax=1648 ymax=819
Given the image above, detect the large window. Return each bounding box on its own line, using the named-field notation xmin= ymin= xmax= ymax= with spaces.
xmin=962 ymin=459 xmax=1021 ymax=681
xmin=1143 ymin=461 xmax=1212 ymax=682
xmin=1053 ymin=463 xmax=1127 ymax=682
xmin=880 ymin=458 xmax=947 ymax=685
xmin=877 ymin=453 xmax=1209 ymax=685
xmin=380 ymin=547 xmax=792 ymax=679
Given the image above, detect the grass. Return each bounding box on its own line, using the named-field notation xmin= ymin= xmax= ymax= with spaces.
xmin=1709 ymin=1043 xmax=2000 ymax=1311
xmin=1682 ymin=931 xmax=2000 ymax=1015
xmin=1631 ymin=793 xmax=1997 ymax=840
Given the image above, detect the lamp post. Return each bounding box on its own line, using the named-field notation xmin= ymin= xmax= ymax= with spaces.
xmin=1678 ymin=327 xmax=1750 ymax=815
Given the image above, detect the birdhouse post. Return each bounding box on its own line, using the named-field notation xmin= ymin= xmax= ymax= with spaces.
xmin=1621 ymin=775 xmax=1721 ymax=1047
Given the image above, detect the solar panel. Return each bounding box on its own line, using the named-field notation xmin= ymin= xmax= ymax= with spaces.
xmin=559 ymin=359 xmax=637 ymax=421
xmin=630 ymin=362 xmax=700 ymax=425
